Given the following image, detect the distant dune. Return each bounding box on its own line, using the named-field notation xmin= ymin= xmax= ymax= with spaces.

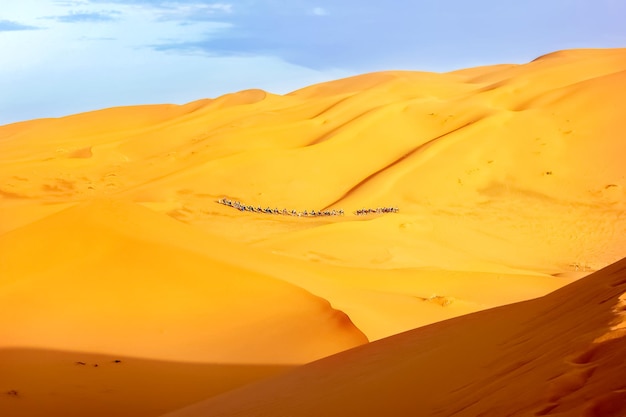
xmin=1 ymin=48 xmax=626 ymax=416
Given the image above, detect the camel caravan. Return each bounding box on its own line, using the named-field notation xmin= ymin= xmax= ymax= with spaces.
xmin=354 ymin=207 xmax=399 ymax=215
xmin=216 ymin=198 xmax=398 ymax=217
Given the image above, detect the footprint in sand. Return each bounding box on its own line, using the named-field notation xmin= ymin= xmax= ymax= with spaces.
xmin=582 ymin=390 xmax=626 ymax=417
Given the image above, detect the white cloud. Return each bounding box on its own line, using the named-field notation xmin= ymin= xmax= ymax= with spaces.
xmin=53 ymin=0 xmax=90 ymax=6
xmin=311 ymin=7 xmax=328 ymax=16
xmin=153 ymin=3 xmax=233 ymax=22
xmin=210 ymin=3 xmax=233 ymax=13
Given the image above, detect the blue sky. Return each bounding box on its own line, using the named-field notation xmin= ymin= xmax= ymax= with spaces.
xmin=1 ymin=0 xmax=625 ymax=125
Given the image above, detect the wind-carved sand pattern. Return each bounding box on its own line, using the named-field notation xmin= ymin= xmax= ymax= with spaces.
xmin=216 ymin=198 xmax=399 ymax=217
xmin=535 ymin=276 xmax=626 ymax=417
xmin=3 ymin=48 xmax=626 ymax=417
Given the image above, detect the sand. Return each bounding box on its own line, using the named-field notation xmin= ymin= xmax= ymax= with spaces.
xmin=1 ymin=47 xmax=626 ymax=416
xmin=160 ymin=256 xmax=626 ymax=417
xmin=0 ymin=199 xmax=367 ymax=364
xmin=0 ymin=348 xmax=291 ymax=417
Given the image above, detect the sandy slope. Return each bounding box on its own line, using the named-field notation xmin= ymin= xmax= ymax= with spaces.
xmin=2 ymin=49 xmax=624 ymax=331
xmin=2 ymin=50 xmax=625 ymax=275
xmin=2 ymin=49 xmax=625 ymax=273
xmin=0 ymin=199 xmax=367 ymax=364
xmin=160 ymin=257 xmax=626 ymax=417
xmin=1 ymin=48 xmax=626 ymax=416
xmin=0 ymin=348 xmax=291 ymax=417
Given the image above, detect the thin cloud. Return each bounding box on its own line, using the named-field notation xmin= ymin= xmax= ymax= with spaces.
xmin=150 ymin=37 xmax=244 ymax=57
xmin=53 ymin=0 xmax=91 ymax=6
xmin=86 ymin=0 xmax=181 ymax=3
xmin=0 ymin=19 xmax=41 ymax=31
xmin=142 ymin=0 xmax=626 ymax=72
xmin=78 ymin=36 xmax=117 ymax=41
xmin=144 ymin=3 xmax=364 ymax=70
xmin=154 ymin=3 xmax=233 ymax=23
xmin=47 ymin=10 xmax=122 ymax=23
xmin=86 ymin=0 xmax=232 ymax=8
xmin=77 ymin=1 xmax=234 ymax=23
xmin=311 ymin=7 xmax=328 ymax=16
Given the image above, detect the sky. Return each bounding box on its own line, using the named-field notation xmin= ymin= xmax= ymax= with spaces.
xmin=1 ymin=0 xmax=625 ymax=125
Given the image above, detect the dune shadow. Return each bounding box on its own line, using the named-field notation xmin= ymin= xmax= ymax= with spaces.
xmin=0 ymin=347 xmax=292 ymax=417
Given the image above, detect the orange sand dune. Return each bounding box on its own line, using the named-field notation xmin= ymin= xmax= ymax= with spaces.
xmin=1 ymin=49 xmax=625 ymax=275
xmin=0 ymin=348 xmax=290 ymax=417
xmin=0 ymin=199 xmax=367 ymax=364
xmin=161 ymin=257 xmax=626 ymax=417
xmin=1 ymin=48 xmax=626 ymax=416
xmin=1 ymin=48 xmax=626 ymax=340
xmin=0 ymin=198 xmax=571 ymax=344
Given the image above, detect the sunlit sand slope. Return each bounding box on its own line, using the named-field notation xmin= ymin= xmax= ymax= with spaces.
xmin=0 ymin=199 xmax=367 ymax=364
xmin=1 ymin=48 xmax=625 ymax=344
xmin=161 ymin=257 xmax=626 ymax=417
xmin=2 ymin=49 xmax=625 ymax=273
xmin=1 ymin=47 xmax=626 ymax=417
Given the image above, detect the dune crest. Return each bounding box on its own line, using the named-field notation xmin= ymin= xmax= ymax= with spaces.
xmin=1 ymin=48 xmax=626 ymax=416
xmin=160 ymin=258 xmax=626 ymax=417
xmin=0 ymin=199 xmax=367 ymax=364
xmin=4 ymin=49 xmax=624 ymax=273
xmin=2 ymin=48 xmax=626 ymax=339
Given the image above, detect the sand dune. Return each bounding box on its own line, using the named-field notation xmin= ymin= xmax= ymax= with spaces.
xmin=0 ymin=199 xmax=367 ymax=364
xmin=3 ymin=49 xmax=624 ymax=271
xmin=160 ymin=257 xmax=626 ymax=417
xmin=1 ymin=48 xmax=626 ymax=416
